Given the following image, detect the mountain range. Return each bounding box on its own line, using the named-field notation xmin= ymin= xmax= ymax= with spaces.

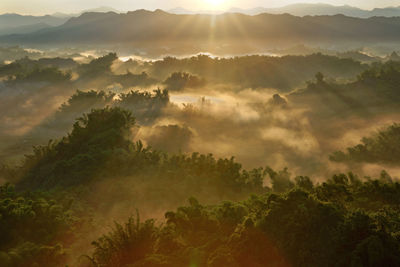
xmin=2 ymin=3 xmax=400 ymax=37
xmin=1 ymin=10 xmax=400 ymax=50
xmin=51 ymin=6 xmax=121 ymax=18
xmin=183 ymin=3 xmax=400 ymax=18
xmin=0 ymin=13 xmax=68 ymax=30
xmin=0 ymin=7 xmax=120 ymax=36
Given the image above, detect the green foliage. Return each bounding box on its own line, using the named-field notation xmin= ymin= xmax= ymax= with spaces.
xmin=265 ymin=167 xmax=294 ymax=193
xmin=78 ymin=53 xmax=118 ymax=78
xmin=3 ymin=106 xmax=400 ymax=266
xmin=152 ymin=53 xmax=366 ymax=91
xmin=0 ymin=46 xmax=42 ymax=63
xmin=18 ymin=107 xmax=136 ymax=189
xmin=0 ymin=183 xmax=76 ymax=267
xmin=117 ymin=71 xmax=156 ymax=88
xmin=37 ymin=89 xmax=169 ymax=138
xmin=330 ymin=123 xmax=400 ymax=165
xmin=1 ymin=53 xmax=399 ymax=267
xmin=5 ymin=66 xmax=71 ymax=84
xmin=163 ymin=72 xmax=206 ymax=91
xmin=59 ymin=90 xmax=116 ymax=114
xmin=88 ymin=174 xmax=400 ymax=267
xmin=116 ymin=89 xmax=169 ymax=125
xmin=0 ymin=56 xmax=76 ymax=79
xmin=89 ymin=213 xmax=158 ymax=267
xmin=294 ymin=176 xmax=314 ymax=191
xmin=14 ymin=105 xmax=268 ymax=199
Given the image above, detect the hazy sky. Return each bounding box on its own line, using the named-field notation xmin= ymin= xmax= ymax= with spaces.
xmin=1 ymin=0 xmax=400 ymax=15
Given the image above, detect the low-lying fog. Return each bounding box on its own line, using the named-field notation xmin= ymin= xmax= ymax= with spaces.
xmin=1 ymin=47 xmax=400 ymax=182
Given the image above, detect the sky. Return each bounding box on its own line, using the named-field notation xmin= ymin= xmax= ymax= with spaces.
xmin=1 ymin=0 xmax=400 ymax=15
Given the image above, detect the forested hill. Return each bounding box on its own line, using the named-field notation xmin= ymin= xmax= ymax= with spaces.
xmin=2 ymin=107 xmax=400 ymax=266
xmin=2 ymin=10 xmax=400 ymax=46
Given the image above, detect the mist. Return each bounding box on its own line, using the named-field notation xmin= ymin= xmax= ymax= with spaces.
xmin=1 ymin=15 xmax=400 ymax=264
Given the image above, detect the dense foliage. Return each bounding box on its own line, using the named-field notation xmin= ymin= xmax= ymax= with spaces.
xmin=0 ymin=184 xmax=77 ymax=267
xmin=17 ymin=108 xmax=266 ymax=204
xmin=1 ymin=52 xmax=367 ymax=91
xmin=149 ymin=53 xmax=366 ymax=91
xmin=2 ymin=107 xmax=397 ymax=267
xmin=58 ymin=88 xmax=169 ymax=124
xmin=2 ymin=50 xmax=400 ymax=267
xmin=87 ymin=172 xmax=400 ymax=267
xmin=17 ymin=107 xmax=136 ymax=190
xmin=330 ymin=124 xmax=400 ymax=165
xmin=163 ymin=72 xmax=206 ymax=91
xmin=289 ymin=61 xmax=400 ymax=118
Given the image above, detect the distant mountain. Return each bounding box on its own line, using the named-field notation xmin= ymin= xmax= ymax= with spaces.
xmin=52 ymin=6 xmax=121 ymax=18
xmin=0 ymin=14 xmax=67 ymax=30
xmin=168 ymin=7 xmax=223 ymax=15
xmin=0 ymin=7 xmax=121 ymax=36
xmin=168 ymin=7 xmax=195 ymax=15
xmin=370 ymin=7 xmax=400 ymax=17
xmin=82 ymin=6 xmax=121 ymax=14
xmin=258 ymin=4 xmax=370 ymax=17
xmin=227 ymin=7 xmax=269 ymax=16
xmin=0 ymin=22 xmax=51 ymax=36
xmin=51 ymin=12 xmax=74 ymax=19
xmin=1 ymin=10 xmax=400 ymax=49
xmin=169 ymin=4 xmax=400 ymax=18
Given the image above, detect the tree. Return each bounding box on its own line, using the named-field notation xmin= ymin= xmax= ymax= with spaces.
xmin=18 ymin=107 xmax=136 ymax=190
xmin=315 ymin=72 xmax=324 ymax=83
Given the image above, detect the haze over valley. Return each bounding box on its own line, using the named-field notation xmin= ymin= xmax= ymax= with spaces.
xmin=1 ymin=1 xmax=400 ymax=267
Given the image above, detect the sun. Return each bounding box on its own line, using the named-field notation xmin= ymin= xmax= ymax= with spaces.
xmin=204 ymin=0 xmax=226 ymax=8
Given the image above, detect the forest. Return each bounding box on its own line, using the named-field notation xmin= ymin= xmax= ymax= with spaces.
xmin=1 ymin=45 xmax=400 ymax=267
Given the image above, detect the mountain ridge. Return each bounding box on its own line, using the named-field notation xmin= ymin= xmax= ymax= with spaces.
xmin=2 ymin=11 xmax=400 ymax=46
xmin=168 ymin=3 xmax=400 ymax=18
